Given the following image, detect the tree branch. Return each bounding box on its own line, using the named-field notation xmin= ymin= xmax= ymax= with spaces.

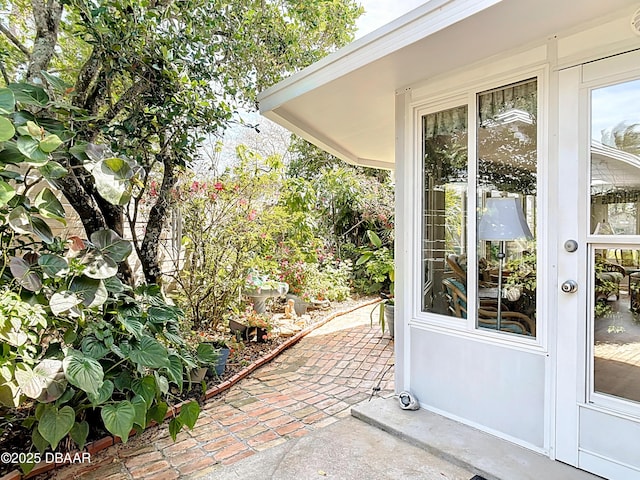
xmin=27 ymin=0 xmax=63 ymax=82
xmin=0 ymin=22 xmax=31 ymax=57
xmin=0 ymin=58 xmax=10 ymax=86
xmin=102 ymin=80 xmax=149 ymax=124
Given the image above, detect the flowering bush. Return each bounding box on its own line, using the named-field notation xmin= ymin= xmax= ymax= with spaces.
xmin=279 ymin=253 xmax=351 ymax=303
xmin=173 ymin=147 xmax=292 ymax=330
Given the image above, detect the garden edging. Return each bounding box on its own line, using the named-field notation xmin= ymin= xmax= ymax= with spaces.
xmin=2 ymin=298 xmax=381 ymax=480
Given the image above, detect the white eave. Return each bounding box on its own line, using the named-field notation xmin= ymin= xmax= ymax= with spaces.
xmin=258 ymin=0 xmax=639 ymax=169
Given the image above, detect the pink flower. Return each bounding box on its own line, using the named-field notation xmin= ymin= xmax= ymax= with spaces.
xmin=214 ymin=182 xmax=224 ymax=191
xmin=247 ymin=209 xmax=257 ymax=221
xmin=149 ymin=180 xmax=158 ymax=197
xmin=239 ymin=198 xmax=248 ymax=206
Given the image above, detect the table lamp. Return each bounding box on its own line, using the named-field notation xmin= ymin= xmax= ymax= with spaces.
xmin=478 ymin=197 xmax=533 ymax=330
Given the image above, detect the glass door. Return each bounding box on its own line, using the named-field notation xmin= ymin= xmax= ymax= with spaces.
xmin=556 ymin=50 xmax=640 ymax=480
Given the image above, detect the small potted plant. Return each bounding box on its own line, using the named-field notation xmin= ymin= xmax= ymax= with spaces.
xmin=233 ymin=306 xmax=274 ymax=342
xmin=370 ymin=293 xmax=395 ymax=339
xmin=195 ymin=330 xmax=232 ymax=377
xmin=359 ymin=230 xmax=395 ymax=338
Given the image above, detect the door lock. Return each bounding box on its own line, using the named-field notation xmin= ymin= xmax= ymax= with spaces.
xmin=561 ymin=280 xmax=578 ymax=293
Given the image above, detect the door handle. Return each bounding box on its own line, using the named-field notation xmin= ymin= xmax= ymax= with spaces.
xmin=561 ymin=280 xmax=578 ymax=293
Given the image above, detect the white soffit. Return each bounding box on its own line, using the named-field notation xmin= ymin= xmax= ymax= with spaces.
xmin=258 ymin=0 xmax=639 ymax=169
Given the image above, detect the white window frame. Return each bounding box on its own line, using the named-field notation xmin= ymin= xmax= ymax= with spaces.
xmin=409 ymin=66 xmax=549 ymax=352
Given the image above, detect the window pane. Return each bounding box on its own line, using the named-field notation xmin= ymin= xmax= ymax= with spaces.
xmin=422 ymin=105 xmax=468 ymax=315
xmin=590 ymin=79 xmax=640 ymax=405
xmin=591 ymin=79 xmax=640 ymax=236
xmin=476 ymin=79 xmax=537 ymax=337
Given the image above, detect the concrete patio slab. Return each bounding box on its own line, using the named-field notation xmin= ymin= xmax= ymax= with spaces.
xmin=352 ymin=397 xmax=604 ymax=480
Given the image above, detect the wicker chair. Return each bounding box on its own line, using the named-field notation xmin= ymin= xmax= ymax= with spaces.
xmin=446 ymin=254 xmax=495 ymax=288
xmin=442 ymin=278 xmax=534 ymax=335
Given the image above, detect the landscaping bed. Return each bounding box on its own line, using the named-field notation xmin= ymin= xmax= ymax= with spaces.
xmin=0 ymin=295 xmax=376 ymax=479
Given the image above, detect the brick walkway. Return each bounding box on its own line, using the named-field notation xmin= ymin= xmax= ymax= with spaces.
xmin=47 ymin=303 xmax=395 ymax=479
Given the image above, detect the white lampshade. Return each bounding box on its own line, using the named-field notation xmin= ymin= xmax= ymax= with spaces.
xmin=478 ymin=197 xmax=533 ymax=241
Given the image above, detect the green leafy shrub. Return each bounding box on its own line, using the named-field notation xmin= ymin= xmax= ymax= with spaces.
xmin=0 ymin=84 xmax=201 ymax=473
xmin=356 ymin=230 xmax=394 ymax=295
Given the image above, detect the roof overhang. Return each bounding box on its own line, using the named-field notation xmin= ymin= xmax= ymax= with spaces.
xmin=258 ymin=0 xmax=639 ymax=169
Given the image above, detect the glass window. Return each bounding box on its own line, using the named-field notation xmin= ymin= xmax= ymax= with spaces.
xmin=590 ymin=79 xmax=640 ymax=405
xmin=421 ymin=105 xmax=468 ymax=316
xmin=591 ymin=79 xmax=640 ymax=237
xmin=420 ymin=78 xmax=538 ymax=340
xmin=476 ymin=79 xmax=537 ymax=337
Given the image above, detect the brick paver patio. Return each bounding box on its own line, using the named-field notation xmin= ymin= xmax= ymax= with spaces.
xmin=45 ymin=302 xmax=395 ymax=479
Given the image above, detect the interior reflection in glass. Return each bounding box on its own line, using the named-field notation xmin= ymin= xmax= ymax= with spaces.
xmin=591 ymin=79 xmax=640 ymax=403
xmin=475 ymin=79 xmax=537 ymax=337
xmin=422 ymin=106 xmax=468 ymax=315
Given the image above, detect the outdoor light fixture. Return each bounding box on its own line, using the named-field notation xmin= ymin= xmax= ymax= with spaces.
xmin=398 ymin=391 xmax=419 ymax=410
xmin=478 ymin=197 xmax=533 ymax=331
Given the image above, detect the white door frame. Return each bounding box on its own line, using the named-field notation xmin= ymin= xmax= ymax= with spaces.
xmin=555 ymin=50 xmax=640 ymax=479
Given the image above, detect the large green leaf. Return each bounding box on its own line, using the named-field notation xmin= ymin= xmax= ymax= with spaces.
xmin=32 ymin=428 xmax=48 ymax=454
xmin=367 ymin=230 xmax=382 ymax=248
xmin=168 ymin=417 xmax=183 ymax=442
xmin=38 ymin=134 xmax=62 ymax=153
xmin=104 ymin=276 xmax=127 ymax=293
xmin=86 ymin=379 xmax=113 ymax=406
xmin=0 ymin=88 xmax=15 ymax=114
xmin=8 ymin=207 xmax=54 ymax=243
xmin=8 ymin=83 xmax=49 ymax=107
xmin=70 ymin=276 xmax=108 ymax=308
xmin=17 ymin=136 xmax=48 ymax=165
xmin=80 ymin=336 xmax=110 ymax=360
xmin=80 ymin=251 xmax=118 ymax=279
xmin=101 ymin=401 xmax=135 ymax=443
xmin=34 ymin=187 xmax=66 ymax=223
xmin=119 ymin=316 xmax=145 ymax=339
xmin=0 ymin=382 xmax=20 ymax=407
xmin=0 ymin=117 xmax=15 ymax=142
xmin=20 ymin=360 xmax=67 ymax=403
xmin=178 ymin=401 xmax=200 ymax=430
xmin=63 ymin=350 xmax=104 ymax=395
xmin=50 ymin=291 xmax=82 ymax=316
xmin=38 ymin=254 xmax=68 ymax=277
xmin=70 ymin=421 xmax=89 ymax=450
xmin=147 ymin=401 xmax=168 ymax=426
xmin=9 ymin=256 xmax=42 ymax=292
xmin=0 ymin=180 xmax=16 ymax=206
xmin=39 ymin=161 xmax=68 ymax=180
xmin=41 ymin=72 xmax=73 ymax=93
xmin=131 ymin=376 xmax=156 ymax=408
xmin=92 ymin=158 xmax=133 ymax=205
xmin=129 ymin=336 xmax=170 ymax=369
xmin=90 ymin=229 xmax=132 ymax=262
xmin=165 ymin=355 xmax=183 ymax=385
xmin=30 ymin=216 xmax=54 ymax=244
xmin=131 ymin=394 xmax=147 ymax=428
xmin=196 ymin=343 xmax=219 ymax=364
xmin=148 ymin=305 xmax=181 ymax=324
xmin=0 ymin=141 xmax=26 ymax=164
xmin=38 ymin=405 xmax=74 ymax=450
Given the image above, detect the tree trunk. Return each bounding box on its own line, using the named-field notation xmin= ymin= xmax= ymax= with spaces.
xmin=28 ymin=0 xmax=63 ymax=83
xmin=140 ymin=153 xmax=177 ymax=284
